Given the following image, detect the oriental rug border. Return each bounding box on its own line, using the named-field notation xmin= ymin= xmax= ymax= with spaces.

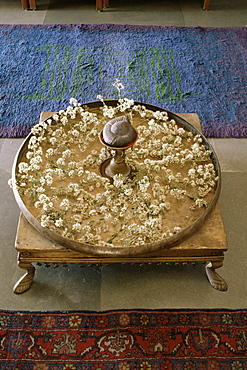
xmin=0 ymin=308 xmax=246 ymax=369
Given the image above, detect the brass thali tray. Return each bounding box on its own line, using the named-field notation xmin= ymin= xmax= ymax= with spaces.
xmin=12 ymin=100 xmax=221 ymax=257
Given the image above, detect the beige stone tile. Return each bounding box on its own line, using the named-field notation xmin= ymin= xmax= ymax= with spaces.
xmin=209 ymin=139 xmax=247 ymax=173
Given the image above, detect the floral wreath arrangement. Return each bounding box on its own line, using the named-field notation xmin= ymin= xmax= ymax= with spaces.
xmin=10 ymin=82 xmax=219 ymax=249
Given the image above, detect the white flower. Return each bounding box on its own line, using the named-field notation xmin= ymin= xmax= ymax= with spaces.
xmin=8 ymin=178 xmax=16 ymax=189
xmin=97 ymin=94 xmax=104 ymax=103
xmin=160 ymin=202 xmax=170 ymax=211
xmin=185 ymin=153 xmax=193 ymax=161
xmin=168 ymin=174 xmax=175 ymax=182
xmin=174 ymin=136 xmax=182 ymax=146
xmin=124 ymin=188 xmax=133 ymax=196
xmin=50 ymin=137 xmax=57 ymax=145
xmin=148 ymin=119 xmax=155 ymax=126
xmin=173 ymin=226 xmax=181 ymax=234
xmin=55 ymin=218 xmax=63 ymax=227
xmin=62 ymin=149 xmax=72 ymax=158
xmin=71 ymin=129 xmax=79 ymax=137
xmin=60 ymin=198 xmax=70 ymax=211
xmin=178 ymin=128 xmax=185 ymax=135
xmin=26 ymin=151 xmax=33 ymax=160
xmin=28 ymin=136 xmax=37 ymax=147
xmin=43 ymin=202 xmax=53 ymax=211
xmin=188 ymin=168 xmax=196 ymax=178
xmin=18 ymin=162 xmax=29 ymax=173
xmin=34 ymin=201 xmax=42 ymax=208
xmin=67 ymin=183 xmax=80 ymax=196
xmin=153 ymin=110 xmax=168 ymax=120
xmin=197 ymin=165 xmax=204 ymax=174
xmin=36 ymin=186 xmax=45 ymax=193
xmin=195 ymin=198 xmax=205 ymax=207
xmin=196 ymin=178 xmax=205 ymax=186
xmin=103 ymin=106 xmax=115 ymax=118
xmin=170 ymin=189 xmax=185 ymax=199
xmin=56 ymin=158 xmax=65 ymax=166
xmin=52 ymin=114 xmax=60 ymax=121
xmin=68 ymin=170 xmax=75 ymax=178
xmin=69 ymin=98 xmax=78 ymax=106
xmin=113 ymin=174 xmax=125 ymax=188
xmin=118 ymin=98 xmax=134 ymax=111
xmin=149 ymin=204 xmax=160 ymax=215
xmin=68 ymin=161 xmax=76 ymax=170
xmin=46 ymin=148 xmax=54 ymax=157
xmin=45 ymin=176 xmax=53 ymax=186
xmin=77 ymin=169 xmax=84 ymax=177
xmin=40 ymin=215 xmax=50 ymax=228
xmin=72 ymin=223 xmax=81 ymax=232
xmin=39 ymin=193 xmax=50 ymax=203
xmin=55 ymin=168 xmax=66 ymax=179
xmin=61 ymin=116 xmax=68 ymax=125
xmin=113 ymin=79 xmax=124 ymax=92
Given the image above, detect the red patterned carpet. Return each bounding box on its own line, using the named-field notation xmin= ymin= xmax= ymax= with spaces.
xmin=0 ymin=309 xmax=246 ymax=369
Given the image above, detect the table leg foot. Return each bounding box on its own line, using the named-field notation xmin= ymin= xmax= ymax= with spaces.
xmin=205 ymin=261 xmax=228 ymax=291
xmin=13 ymin=262 xmax=35 ymax=294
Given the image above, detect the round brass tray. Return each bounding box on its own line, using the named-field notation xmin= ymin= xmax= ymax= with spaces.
xmin=12 ymin=100 xmax=221 ymax=257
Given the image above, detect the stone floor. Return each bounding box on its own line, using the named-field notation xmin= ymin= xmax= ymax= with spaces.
xmin=0 ymin=0 xmax=246 ymax=311
xmin=1 ymin=0 xmax=247 ymax=26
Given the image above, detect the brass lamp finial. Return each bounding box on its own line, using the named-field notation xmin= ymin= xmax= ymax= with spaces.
xmin=99 ymin=116 xmax=138 ymax=181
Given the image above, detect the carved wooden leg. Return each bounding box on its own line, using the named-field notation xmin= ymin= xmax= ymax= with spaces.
xmin=205 ymin=261 xmax=228 ymax=291
xmin=21 ymin=0 xmax=29 ymax=10
xmin=103 ymin=0 xmax=109 ymax=8
xmin=29 ymin=0 xmax=37 ymax=10
xmin=13 ymin=262 xmax=36 ymax=294
xmin=203 ymin=0 xmax=211 ymax=10
xmin=96 ymin=0 xmax=103 ymax=11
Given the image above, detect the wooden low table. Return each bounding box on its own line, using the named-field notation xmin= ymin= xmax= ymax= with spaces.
xmin=13 ymin=113 xmax=228 ymax=294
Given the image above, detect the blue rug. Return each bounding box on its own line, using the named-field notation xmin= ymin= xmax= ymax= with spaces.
xmin=0 ymin=24 xmax=246 ymax=138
